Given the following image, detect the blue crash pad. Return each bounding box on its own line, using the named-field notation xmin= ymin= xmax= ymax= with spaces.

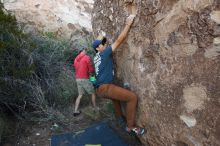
xmin=51 ymin=122 xmax=128 ymax=146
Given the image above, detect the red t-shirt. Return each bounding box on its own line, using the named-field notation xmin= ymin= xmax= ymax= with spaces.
xmin=73 ymin=51 xmax=94 ymax=79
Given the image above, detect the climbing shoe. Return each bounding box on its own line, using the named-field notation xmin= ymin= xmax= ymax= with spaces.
xmin=125 ymin=126 xmax=145 ymax=136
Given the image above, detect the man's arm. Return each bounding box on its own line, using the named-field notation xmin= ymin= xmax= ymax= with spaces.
xmin=111 ymin=14 xmax=135 ymax=52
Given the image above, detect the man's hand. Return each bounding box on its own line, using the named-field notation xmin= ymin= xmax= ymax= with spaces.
xmin=126 ymin=14 xmax=136 ymax=26
xmin=112 ymin=14 xmax=136 ymax=51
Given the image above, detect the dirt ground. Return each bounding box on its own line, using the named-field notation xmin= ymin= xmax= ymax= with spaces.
xmin=2 ymin=99 xmax=144 ymax=146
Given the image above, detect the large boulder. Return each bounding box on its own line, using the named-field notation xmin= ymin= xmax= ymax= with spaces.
xmin=92 ymin=0 xmax=220 ymax=145
xmin=1 ymin=0 xmax=94 ymax=41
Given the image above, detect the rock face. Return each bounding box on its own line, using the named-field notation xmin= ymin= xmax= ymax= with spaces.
xmin=92 ymin=0 xmax=220 ymax=145
xmin=1 ymin=0 xmax=93 ymax=40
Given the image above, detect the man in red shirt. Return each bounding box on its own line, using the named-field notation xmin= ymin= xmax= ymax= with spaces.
xmin=73 ymin=48 xmax=96 ymax=116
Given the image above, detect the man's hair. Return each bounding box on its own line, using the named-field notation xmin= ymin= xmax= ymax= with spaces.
xmin=92 ymin=37 xmax=107 ymax=53
xmin=101 ymin=37 xmax=107 ymax=45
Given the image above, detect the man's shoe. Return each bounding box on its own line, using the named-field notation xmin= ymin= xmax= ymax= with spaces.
xmin=73 ymin=111 xmax=81 ymax=117
xmin=125 ymin=126 xmax=145 ymax=136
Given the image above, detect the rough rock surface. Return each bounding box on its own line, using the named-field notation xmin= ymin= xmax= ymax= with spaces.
xmin=1 ymin=0 xmax=93 ymax=40
xmin=92 ymin=0 xmax=220 ymax=145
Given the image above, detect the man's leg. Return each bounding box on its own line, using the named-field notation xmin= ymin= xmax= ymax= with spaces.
xmin=84 ymin=80 xmax=96 ymax=109
xmin=97 ymin=84 xmax=137 ymax=129
xmin=112 ymin=99 xmax=123 ymax=118
xmin=91 ymin=93 xmax=96 ymax=108
xmin=74 ymin=94 xmax=82 ymax=113
xmin=112 ymin=99 xmax=126 ymax=127
xmin=75 ymin=80 xmax=84 ymax=114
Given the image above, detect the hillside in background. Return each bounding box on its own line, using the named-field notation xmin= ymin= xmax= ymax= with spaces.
xmin=1 ymin=0 xmax=93 ymax=45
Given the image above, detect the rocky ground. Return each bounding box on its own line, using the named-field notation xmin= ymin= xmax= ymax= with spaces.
xmin=1 ymin=99 xmax=144 ymax=146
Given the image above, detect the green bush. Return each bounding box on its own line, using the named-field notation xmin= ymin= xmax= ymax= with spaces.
xmin=0 ymin=1 xmax=96 ymax=124
xmin=30 ymin=34 xmax=79 ymax=107
xmin=0 ymin=3 xmax=36 ymax=117
xmin=0 ymin=2 xmax=81 ymax=121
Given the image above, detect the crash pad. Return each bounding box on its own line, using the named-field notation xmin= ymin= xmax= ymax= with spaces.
xmin=51 ymin=122 xmax=128 ymax=146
